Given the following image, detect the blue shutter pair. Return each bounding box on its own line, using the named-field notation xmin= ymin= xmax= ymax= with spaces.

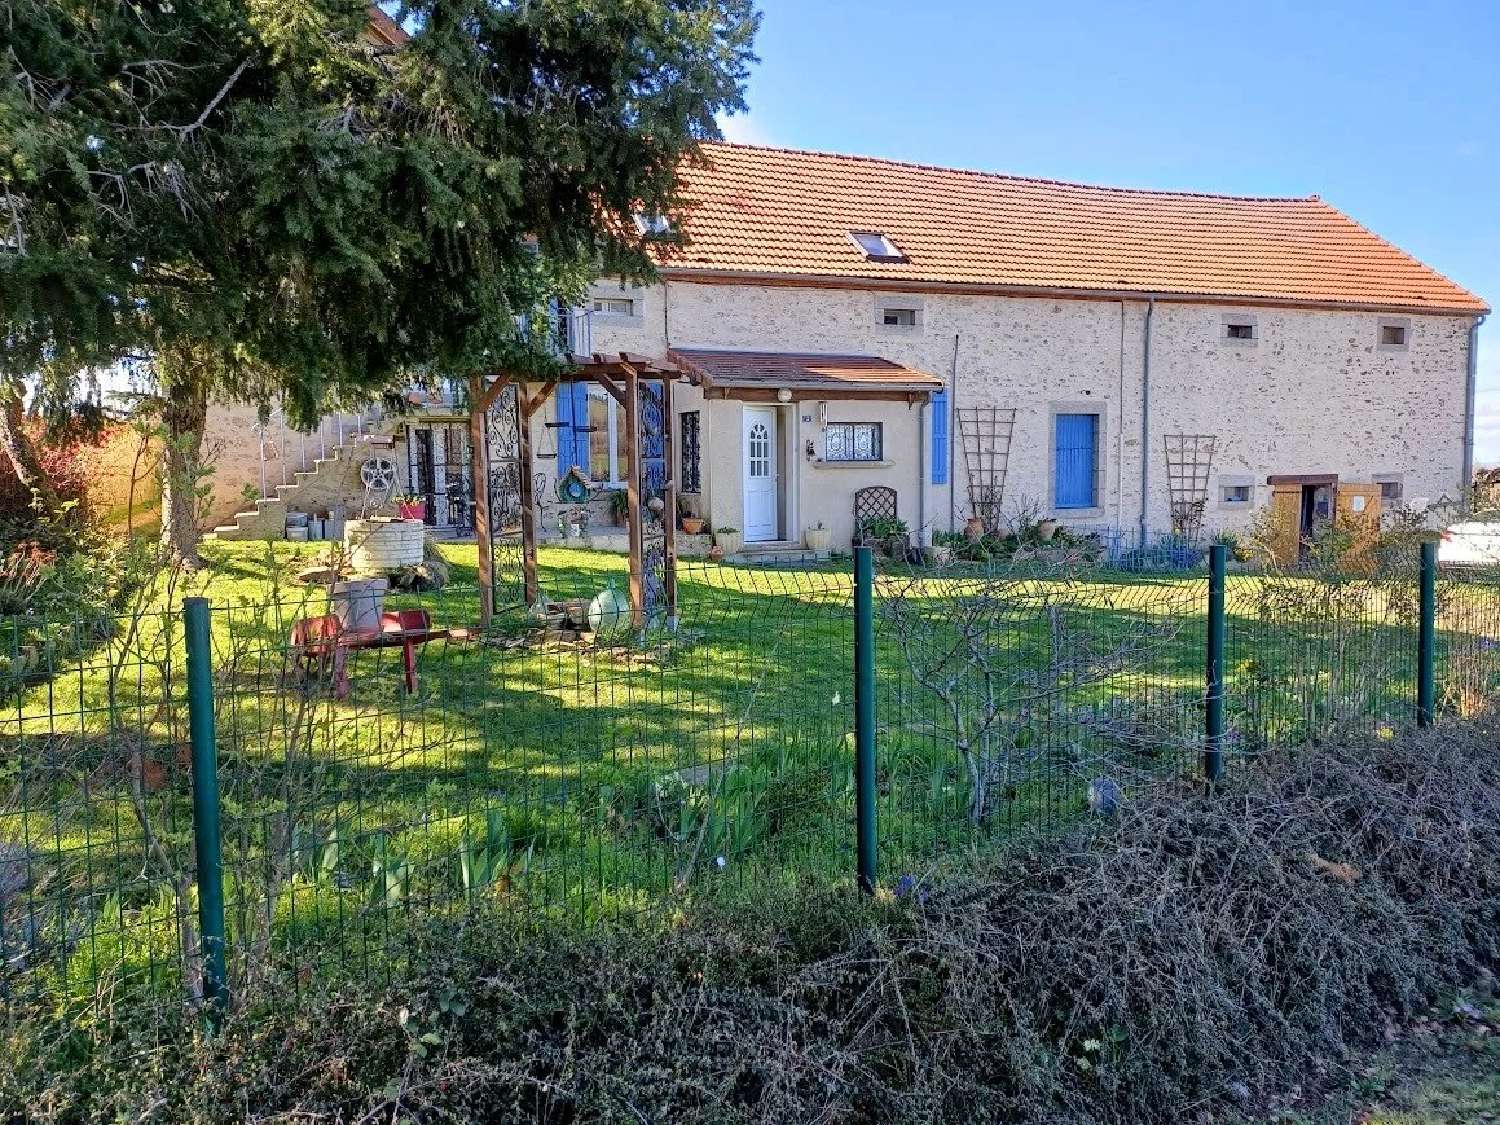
xmin=1054 ymin=413 xmax=1097 ymax=509
xmin=930 ymin=388 xmax=949 ymax=485
xmin=554 ymin=384 xmax=590 ymax=475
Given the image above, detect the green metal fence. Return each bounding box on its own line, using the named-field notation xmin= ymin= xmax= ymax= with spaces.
xmin=4 ymin=537 xmax=1500 ymax=1024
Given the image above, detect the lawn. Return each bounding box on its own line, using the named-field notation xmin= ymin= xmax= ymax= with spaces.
xmin=3 ymin=540 xmax=1498 ymax=1008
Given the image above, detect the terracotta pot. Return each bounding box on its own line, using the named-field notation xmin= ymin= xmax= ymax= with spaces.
xmin=681 ymin=517 xmax=706 ymax=535
xmin=1037 ymin=519 xmax=1060 ymax=542
xmin=964 ymin=516 xmax=986 ymax=543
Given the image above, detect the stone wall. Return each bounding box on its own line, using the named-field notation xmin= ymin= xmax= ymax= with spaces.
xmin=577 ymin=278 xmax=1476 ymax=543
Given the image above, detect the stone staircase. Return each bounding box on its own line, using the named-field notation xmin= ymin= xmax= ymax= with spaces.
xmin=210 ymin=429 xmax=394 ymax=542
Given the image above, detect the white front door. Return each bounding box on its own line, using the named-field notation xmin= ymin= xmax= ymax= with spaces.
xmin=742 ymin=406 xmax=779 ymax=542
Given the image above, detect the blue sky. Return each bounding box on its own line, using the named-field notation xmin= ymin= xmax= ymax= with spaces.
xmin=717 ymin=0 xmax=1500 ymax=459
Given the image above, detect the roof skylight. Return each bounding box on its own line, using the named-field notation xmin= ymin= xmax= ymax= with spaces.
xmin=849 ymin=230 xmax=907 ymax=262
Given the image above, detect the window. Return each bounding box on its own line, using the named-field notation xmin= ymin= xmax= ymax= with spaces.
xmin=1378 ymin=317 xmax=1411 ymax=351
xmin=680 ymin=410 xmax=701 ymax=493
xmin=1053 ymin=413 xmax=1098 ymax=509
xmin=825 ymin=422 xmax=883 ymax=462
xmin=592 ymin=297 xmax=636 ymax=318
xmin=1221 ymin=313 xmax=1258 ymax=345
xmin=1222 ymin=484 xmax=1251 ymax=504
xmin=849 ymin=231 xmax=907 ymax=262
xmin=634 ymin=212 xmax=674 ymax=238
xmin=1379 ymin=478 xmax=1404 ymax=503
xmin=555 ymin=384 xmax=626 ymax=486
xmin=881 ymin=307 xmax=919 ymax=327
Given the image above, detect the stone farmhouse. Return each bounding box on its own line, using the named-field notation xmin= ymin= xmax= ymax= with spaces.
xmin=207 ymin=141 xmax=1487 ymax=556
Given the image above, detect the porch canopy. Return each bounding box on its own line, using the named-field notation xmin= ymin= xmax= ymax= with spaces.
xmin=668 ymin=348 xmax=943 ymax=402
xmin=468 ymin=353 xmax=684 ymax=629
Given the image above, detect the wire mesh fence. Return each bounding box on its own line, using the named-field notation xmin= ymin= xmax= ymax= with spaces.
xmin=4 ymin=533 xmax=1500 ymax=1025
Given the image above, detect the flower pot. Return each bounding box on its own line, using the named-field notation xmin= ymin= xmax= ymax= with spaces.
xmin=707 ymin=545 xmax=725 ymax=562
xmin=884 ymin=534 xmax=910 ymax=559
xmin=804 ymin=526 xmax=832 ymax=551
xmin=397 ymin=501 xmax=427 ymax=521
xmin=681 ymin=517 xmax=706 ymax=536
xmin=964 ymin=516 xmax=986 ymax=543
xmin=715 ymin=531 xmax=742 ymax=555
xmin=1037 ymin=519 xmax=1060 ymax=542
xmin=345 ymin=518 xmax=426 ymax=571
xmin=329 ymin=577 xmax=389 ymax=633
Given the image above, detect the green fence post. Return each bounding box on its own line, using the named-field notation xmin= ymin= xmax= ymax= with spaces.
xmin=853 ymin=545 xmax=878 ymax=895
xmin=1205 ymin=543 xmax=1228 ymax=783
xmin=1417 ymin=539 xmax=1437 ymax=727
xmin=184 ymin=596 xmax=229 ymax=1029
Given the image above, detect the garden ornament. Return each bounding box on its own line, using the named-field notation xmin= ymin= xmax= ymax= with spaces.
xmin=1087 ymin=777 xmax=1121 ymax=817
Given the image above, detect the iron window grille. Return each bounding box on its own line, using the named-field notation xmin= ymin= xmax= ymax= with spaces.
xmin=680 ymin=410 xmax=702 ymax=493
xmin=826 ymin=422 xmax=883 ymax=463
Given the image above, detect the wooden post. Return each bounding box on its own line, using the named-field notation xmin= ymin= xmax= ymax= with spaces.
xmin=467 ymin=376 xmax=495 ymax=626
xmin=661 ymin=375 xmax=678 ymax=628
xmin=622 ymin=366 xmax=645 ymax=630
xmin=518 ymin=385 xmax=541 ymax=607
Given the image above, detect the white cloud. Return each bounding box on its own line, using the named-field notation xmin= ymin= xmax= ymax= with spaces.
xmin=714 ymin=110 xmax=775 ymax=147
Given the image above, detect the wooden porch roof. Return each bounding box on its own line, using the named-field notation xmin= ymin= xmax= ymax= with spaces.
xmin=667 ymin=348 xmax=943 ymax=401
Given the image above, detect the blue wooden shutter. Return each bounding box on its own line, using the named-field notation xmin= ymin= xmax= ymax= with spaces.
xmin=930 ymin=389 xmax=949 ymax=485
xmin=1054 ymin=414 xmax=1097 ymax=508
xmin=555 ymin=384 xmax=589 ymax=473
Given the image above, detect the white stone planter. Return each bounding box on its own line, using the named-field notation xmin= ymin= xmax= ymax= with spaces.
xmin=804 ymin=526 xmax=832 ymax=551
xmin=344 ymin=518 xmax=425 ymax=572
xmin=329 ymin=577 xmax=389 ymax=633
xmin=715 ymin=531 xmax=743 ymax=555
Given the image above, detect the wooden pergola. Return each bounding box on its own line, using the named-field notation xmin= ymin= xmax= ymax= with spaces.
xmin=465 ymin=353 xmax=685 ymax=631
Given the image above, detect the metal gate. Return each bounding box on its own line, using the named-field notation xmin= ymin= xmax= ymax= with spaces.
xmin=404 ymin=421 xmax=474 ymax=533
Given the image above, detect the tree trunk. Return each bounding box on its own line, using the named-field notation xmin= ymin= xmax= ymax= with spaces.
xmin=0 ymin=379 xmax=57 ymax=511
xmin=160 ymin=383 xmax=209 ymax=569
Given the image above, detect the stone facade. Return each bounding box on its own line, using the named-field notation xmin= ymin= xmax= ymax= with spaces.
xmin=568 ymin=278 xmax=1477 ymax=547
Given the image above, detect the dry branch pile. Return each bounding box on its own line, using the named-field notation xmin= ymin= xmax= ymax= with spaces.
xmin=9 ymin=716 xmax=1500 ymax=1124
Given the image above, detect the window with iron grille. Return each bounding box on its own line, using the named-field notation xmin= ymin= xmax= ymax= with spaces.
xmin=826 ymin=422 xmax=883 ymax=462
xmin=680 ymin=410 xmax=701 ymax=492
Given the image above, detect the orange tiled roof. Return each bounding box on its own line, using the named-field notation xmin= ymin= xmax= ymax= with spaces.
xmin=658 ymin=143 xmax=1486 ymax=314
xmin=669 ymin=348 xmax=943 ymax=396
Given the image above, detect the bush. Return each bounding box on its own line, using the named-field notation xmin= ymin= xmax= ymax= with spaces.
xmin=7 ymin=715 xmax=1499 ymax=1123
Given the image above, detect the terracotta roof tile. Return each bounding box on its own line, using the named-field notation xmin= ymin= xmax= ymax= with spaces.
xmin=657 ymin=143 xmax=1486 ymax=314
xmin=669 ymin=348 xmax=942 ymax=395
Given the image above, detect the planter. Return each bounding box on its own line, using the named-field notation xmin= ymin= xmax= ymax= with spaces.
xmin=707 ymin=545 xmax=726 ymax=563
xmin=964 ymin=516 xmax=986 ymax=543
xmin=1036 ymin=519 xmax=1060 ymax=542
xmin=715 ymin=531 xmax=743 ymax=555
xmin=681 ymin=517 xmax=706 ymax=536
xmin=804 ymin=525 xmax=832 ymax=551
xmin=344 ymin=517 xmax=426 ymax=571
xmin=926 ymin=545 xmax=953 ymax=566
xmin=397 ymin=501 xmax=427 ymax=521
xmin=884 ymin=534 xmax=911 ymax=559
xmin=329 ymin=577 xmax=389 ymax=633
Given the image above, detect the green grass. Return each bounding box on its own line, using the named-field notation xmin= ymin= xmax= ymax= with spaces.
xmin=4 ymin=540 xmax=1499 ymax=1009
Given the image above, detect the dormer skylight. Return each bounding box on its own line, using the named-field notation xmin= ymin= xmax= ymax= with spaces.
xmin=849 ymin=230 xmax=907 ymax=263
xmin=634 ymin=212 xmax=674 ymax=238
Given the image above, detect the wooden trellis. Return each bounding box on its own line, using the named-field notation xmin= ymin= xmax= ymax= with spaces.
xmin=1163 ymin=433 xmax=1217 ymax=537
xmin=957 ymin=407 xmax=1017 ymax=534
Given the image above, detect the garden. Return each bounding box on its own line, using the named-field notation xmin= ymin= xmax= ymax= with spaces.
xmin=5 ymin=534 xmax=1500 ymax=1016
